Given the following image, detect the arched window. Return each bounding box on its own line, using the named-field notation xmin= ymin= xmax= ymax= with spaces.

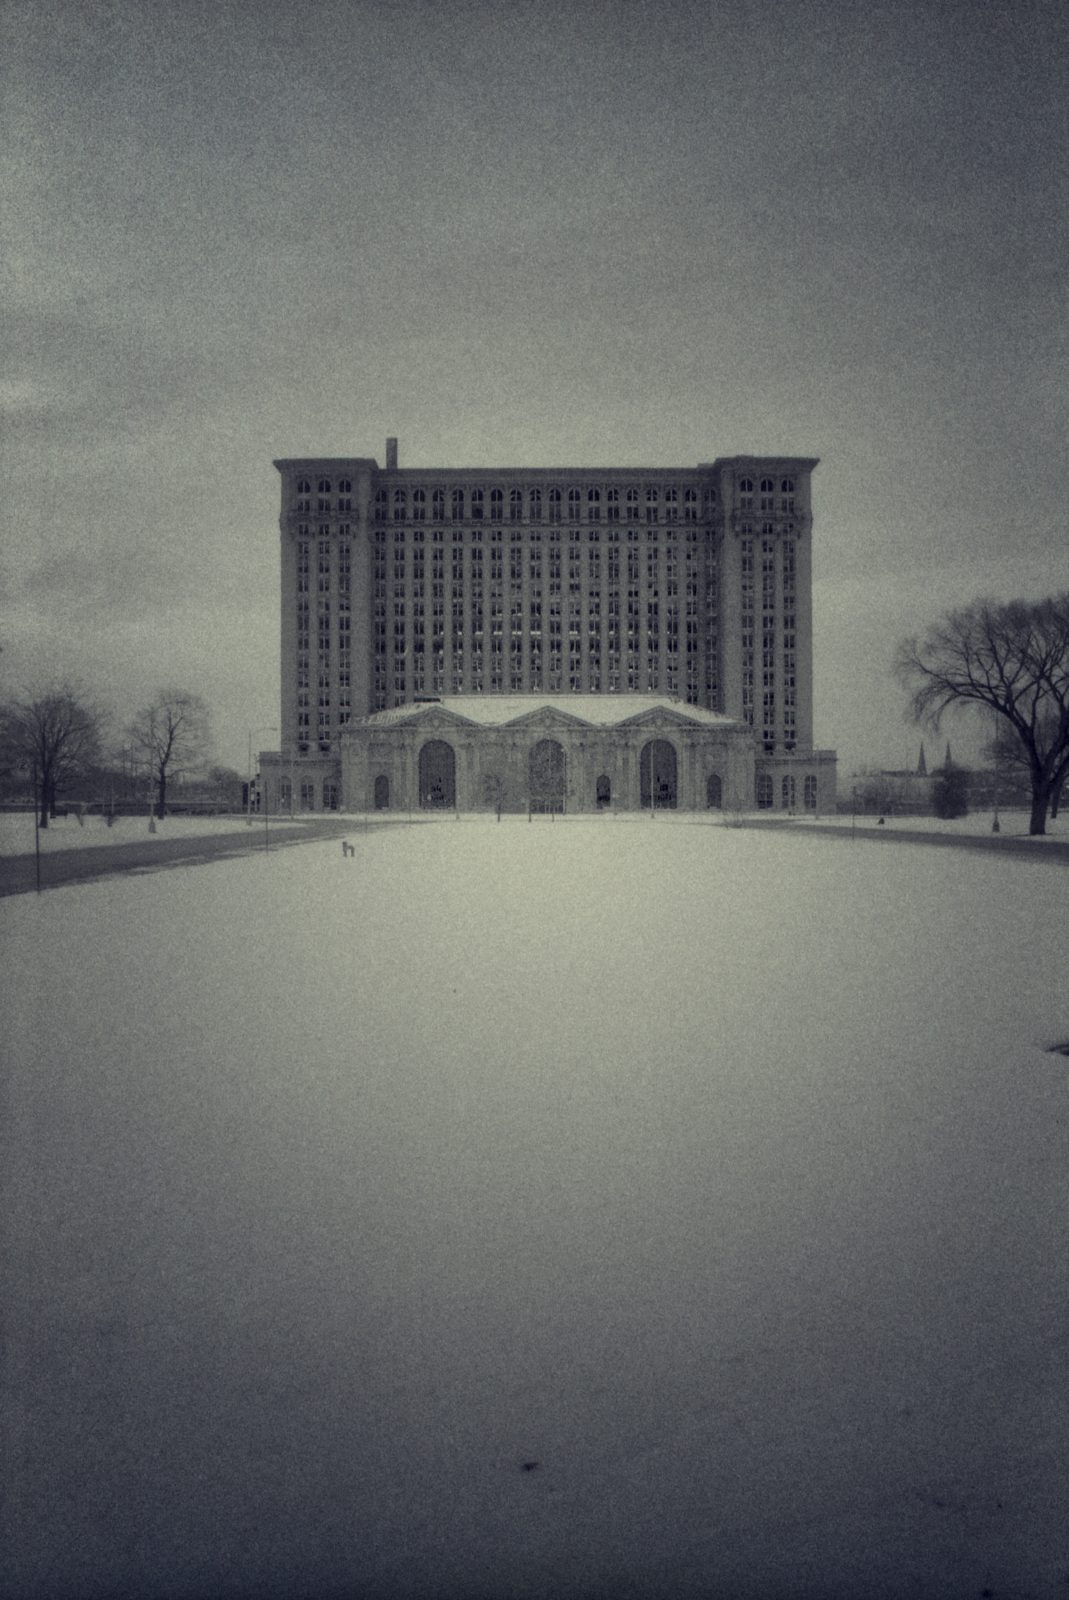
xmin=804 ymin=774 xmax=818 ymax=811
xmin=640 ymin=740 xmax=677 ymax=809
xmin=411 ymin=489 xmax=425 ymax=520
xmin=529 ymin=487 xmax=542 ymax=521
xmin=432 ymin=488 xmax=446 ymax=520
xmin=739 ymin=477 xmax=754 ymax=511
xmin=373 ymin=489 xmax=388 ymax=523
xmin=451 ymin=488 xmax=465 ymax=520
xmin=317 ymin=478 xmax=332 ymax=494
xmin=587 ymin=488 xmax=601 ymax=520
xmin=392 ymin=488 xmax=406 ymax=521
xmin=706 ymin=773 xmax=722 ymax=809
xmin=547 ymin=488 xmax=562 ymax=523
xmin=782 ymin=774 xmax=795 ymax=810
xmin=595 ymin=773 xmax=611 ymax=808
xmin=645 ymin=486 xmax=659 ymax=523
xmin=489 ymin=488 xmax=503 ymax=519
xmin=756 ymin=773 xmax=773 ymax=809
xmin=509 ymin=488 xmax=523 ymax=521
xmin=760 ymin=478 xmax=774 ymax=494
xmin=780 ymin=477 xmax=795 ymax=494
xmin=529 ymin=739 xmax=565 ymax=813
xmin=297 ymin=478 xmax=311 ymax=495
xmin=683 ymin=488 xmax=698 ymax=522
xmin=470 ymin=488 xmax=484 ymax=520
xmin=374 ymin=774 xmax=390 ymax=810
xmin=567 ymin=488 xmax=582 ymax=519
xmin=419 ymin=740 xmax=456 ymax=809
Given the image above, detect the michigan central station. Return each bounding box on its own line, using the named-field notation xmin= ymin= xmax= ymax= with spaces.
xmin=259 ymin=439 xmax=837 ymax=815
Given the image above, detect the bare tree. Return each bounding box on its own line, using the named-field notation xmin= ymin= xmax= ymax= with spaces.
xmin=481 ymin=770 xmax=510 ymax=820
xmin=128 ymin=690 xmax=212 ymax=819
xmin=895 ymin=593 xmax=1069 ymax=835
xmin=0 ymin=682 xmax=107 ymax=827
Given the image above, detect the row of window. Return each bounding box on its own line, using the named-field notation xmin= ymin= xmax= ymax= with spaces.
xmin=757 ymin=773 xmax=819 ymax=810
xmin=277 ymin=771 xmax=817 ymax=811
xmin=367 ymin=485 xmax=713 ymax=524
xmin=296 ymin=476 xmax=795 ymax=499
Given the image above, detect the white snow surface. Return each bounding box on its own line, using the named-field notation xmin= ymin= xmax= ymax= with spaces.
xmin=2 ymin=818 xmax=1067 ymax=1600
xmin=786 ymin=808 xmax=1068 ymax=842
xmin=0 ymin=812 xmax=286 ymax=856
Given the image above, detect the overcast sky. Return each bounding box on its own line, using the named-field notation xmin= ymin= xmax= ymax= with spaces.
xmin=3 ymin=0 xmax=1066 ymax=778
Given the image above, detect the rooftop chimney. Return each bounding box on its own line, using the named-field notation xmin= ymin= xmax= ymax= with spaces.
xmin=385 ymin=437 xmax=398 ymax=470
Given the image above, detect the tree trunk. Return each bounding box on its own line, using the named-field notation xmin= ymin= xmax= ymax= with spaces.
xmin=1028 ymin=777 xmax=1049 ymax=836
xmin=156 ymin=768 xmax=167 ymax=820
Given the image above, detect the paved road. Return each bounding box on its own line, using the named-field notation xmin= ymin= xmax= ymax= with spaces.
xmin=740 ymin=817 xmax=1069 ymax=864
xmin=0 ymin=817 xmax=398 ymax=898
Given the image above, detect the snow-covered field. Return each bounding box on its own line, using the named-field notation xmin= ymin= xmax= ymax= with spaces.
xmin=787 ymin=808 xmax=1068 ymax=843
xmin=0 ymin=813 xmax=306 ymax=856
xmin=2 ymin=819 xmax=1067 ymax=1600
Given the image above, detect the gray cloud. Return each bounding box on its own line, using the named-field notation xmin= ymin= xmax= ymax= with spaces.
xmin=4 ymin=0 xmax=1067 ymax=772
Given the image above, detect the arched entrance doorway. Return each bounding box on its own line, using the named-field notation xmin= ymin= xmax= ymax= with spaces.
xmin=640 ymin=739 xmax=678 ymax=809
xmin=529 ymin=739 xmax=565 ymax=813
xmin=419 ymin=740 xmax=456 ymax=809
xmin=373 ymin=774 xmax=390 ymax=810
xmin=596 ymin=773 xmax=611 ymax=808
xmin=706 ymin=772 xmax=722 ymax=809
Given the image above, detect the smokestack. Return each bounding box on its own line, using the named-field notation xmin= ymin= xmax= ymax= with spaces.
xmin=385 ymin=437 xmax=398 ymax=470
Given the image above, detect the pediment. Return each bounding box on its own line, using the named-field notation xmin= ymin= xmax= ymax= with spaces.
xmin=408 ymin=706 xmax=478 ymax=731
xmin=617 ymin=705 xmax=706 ymax=730
xmin=503 ymin=705 xmax=594 ymax=732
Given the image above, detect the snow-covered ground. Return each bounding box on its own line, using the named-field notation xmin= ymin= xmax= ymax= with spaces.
xmin=2 ymin=819 xmax=1067 ymax=1600
xmin=0 ymin=812 xmax=314 ymax=856
xmin=788 ymin=807 xmax=1068 ymax=843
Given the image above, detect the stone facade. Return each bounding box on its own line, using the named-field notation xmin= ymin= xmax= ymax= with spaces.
xmin=263 ymin=440 xmax=838 ymax=812
xmin=340 ymin=697 xmax=763 ymax=815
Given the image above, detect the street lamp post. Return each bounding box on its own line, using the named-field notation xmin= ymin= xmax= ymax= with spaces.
xmin=247 ymin=725 xmax=277 ymax=838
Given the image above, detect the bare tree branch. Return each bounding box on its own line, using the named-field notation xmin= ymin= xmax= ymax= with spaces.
xmin=128 ymin=689 xmax=212 ymax=819
xmin=895 ymin=592 xmax=1069 ymax=835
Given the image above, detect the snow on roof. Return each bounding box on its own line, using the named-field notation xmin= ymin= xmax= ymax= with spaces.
xmin=357 ymin=695 xmax=742 ymax=730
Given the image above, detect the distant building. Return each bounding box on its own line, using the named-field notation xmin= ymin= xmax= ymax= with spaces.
xmin=262 ymin=440 xmax=837 ymax=812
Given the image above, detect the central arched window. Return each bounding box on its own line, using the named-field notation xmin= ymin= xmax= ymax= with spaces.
xmin=419 ymin=740 xmax=456 ymax=809
xmin=640 ymin=739 xmax=677 ymax=808
xmin=529 ymin=739 xmax=565 ymax=813
xmin=706 ymin=772 xmax=722 ymax=809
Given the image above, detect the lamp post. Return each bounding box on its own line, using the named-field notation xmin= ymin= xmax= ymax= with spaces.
xmin=247 ymin=725 xmax=277 ymax=838
xmin=32 ymin=759 xmax=41 ymax=894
